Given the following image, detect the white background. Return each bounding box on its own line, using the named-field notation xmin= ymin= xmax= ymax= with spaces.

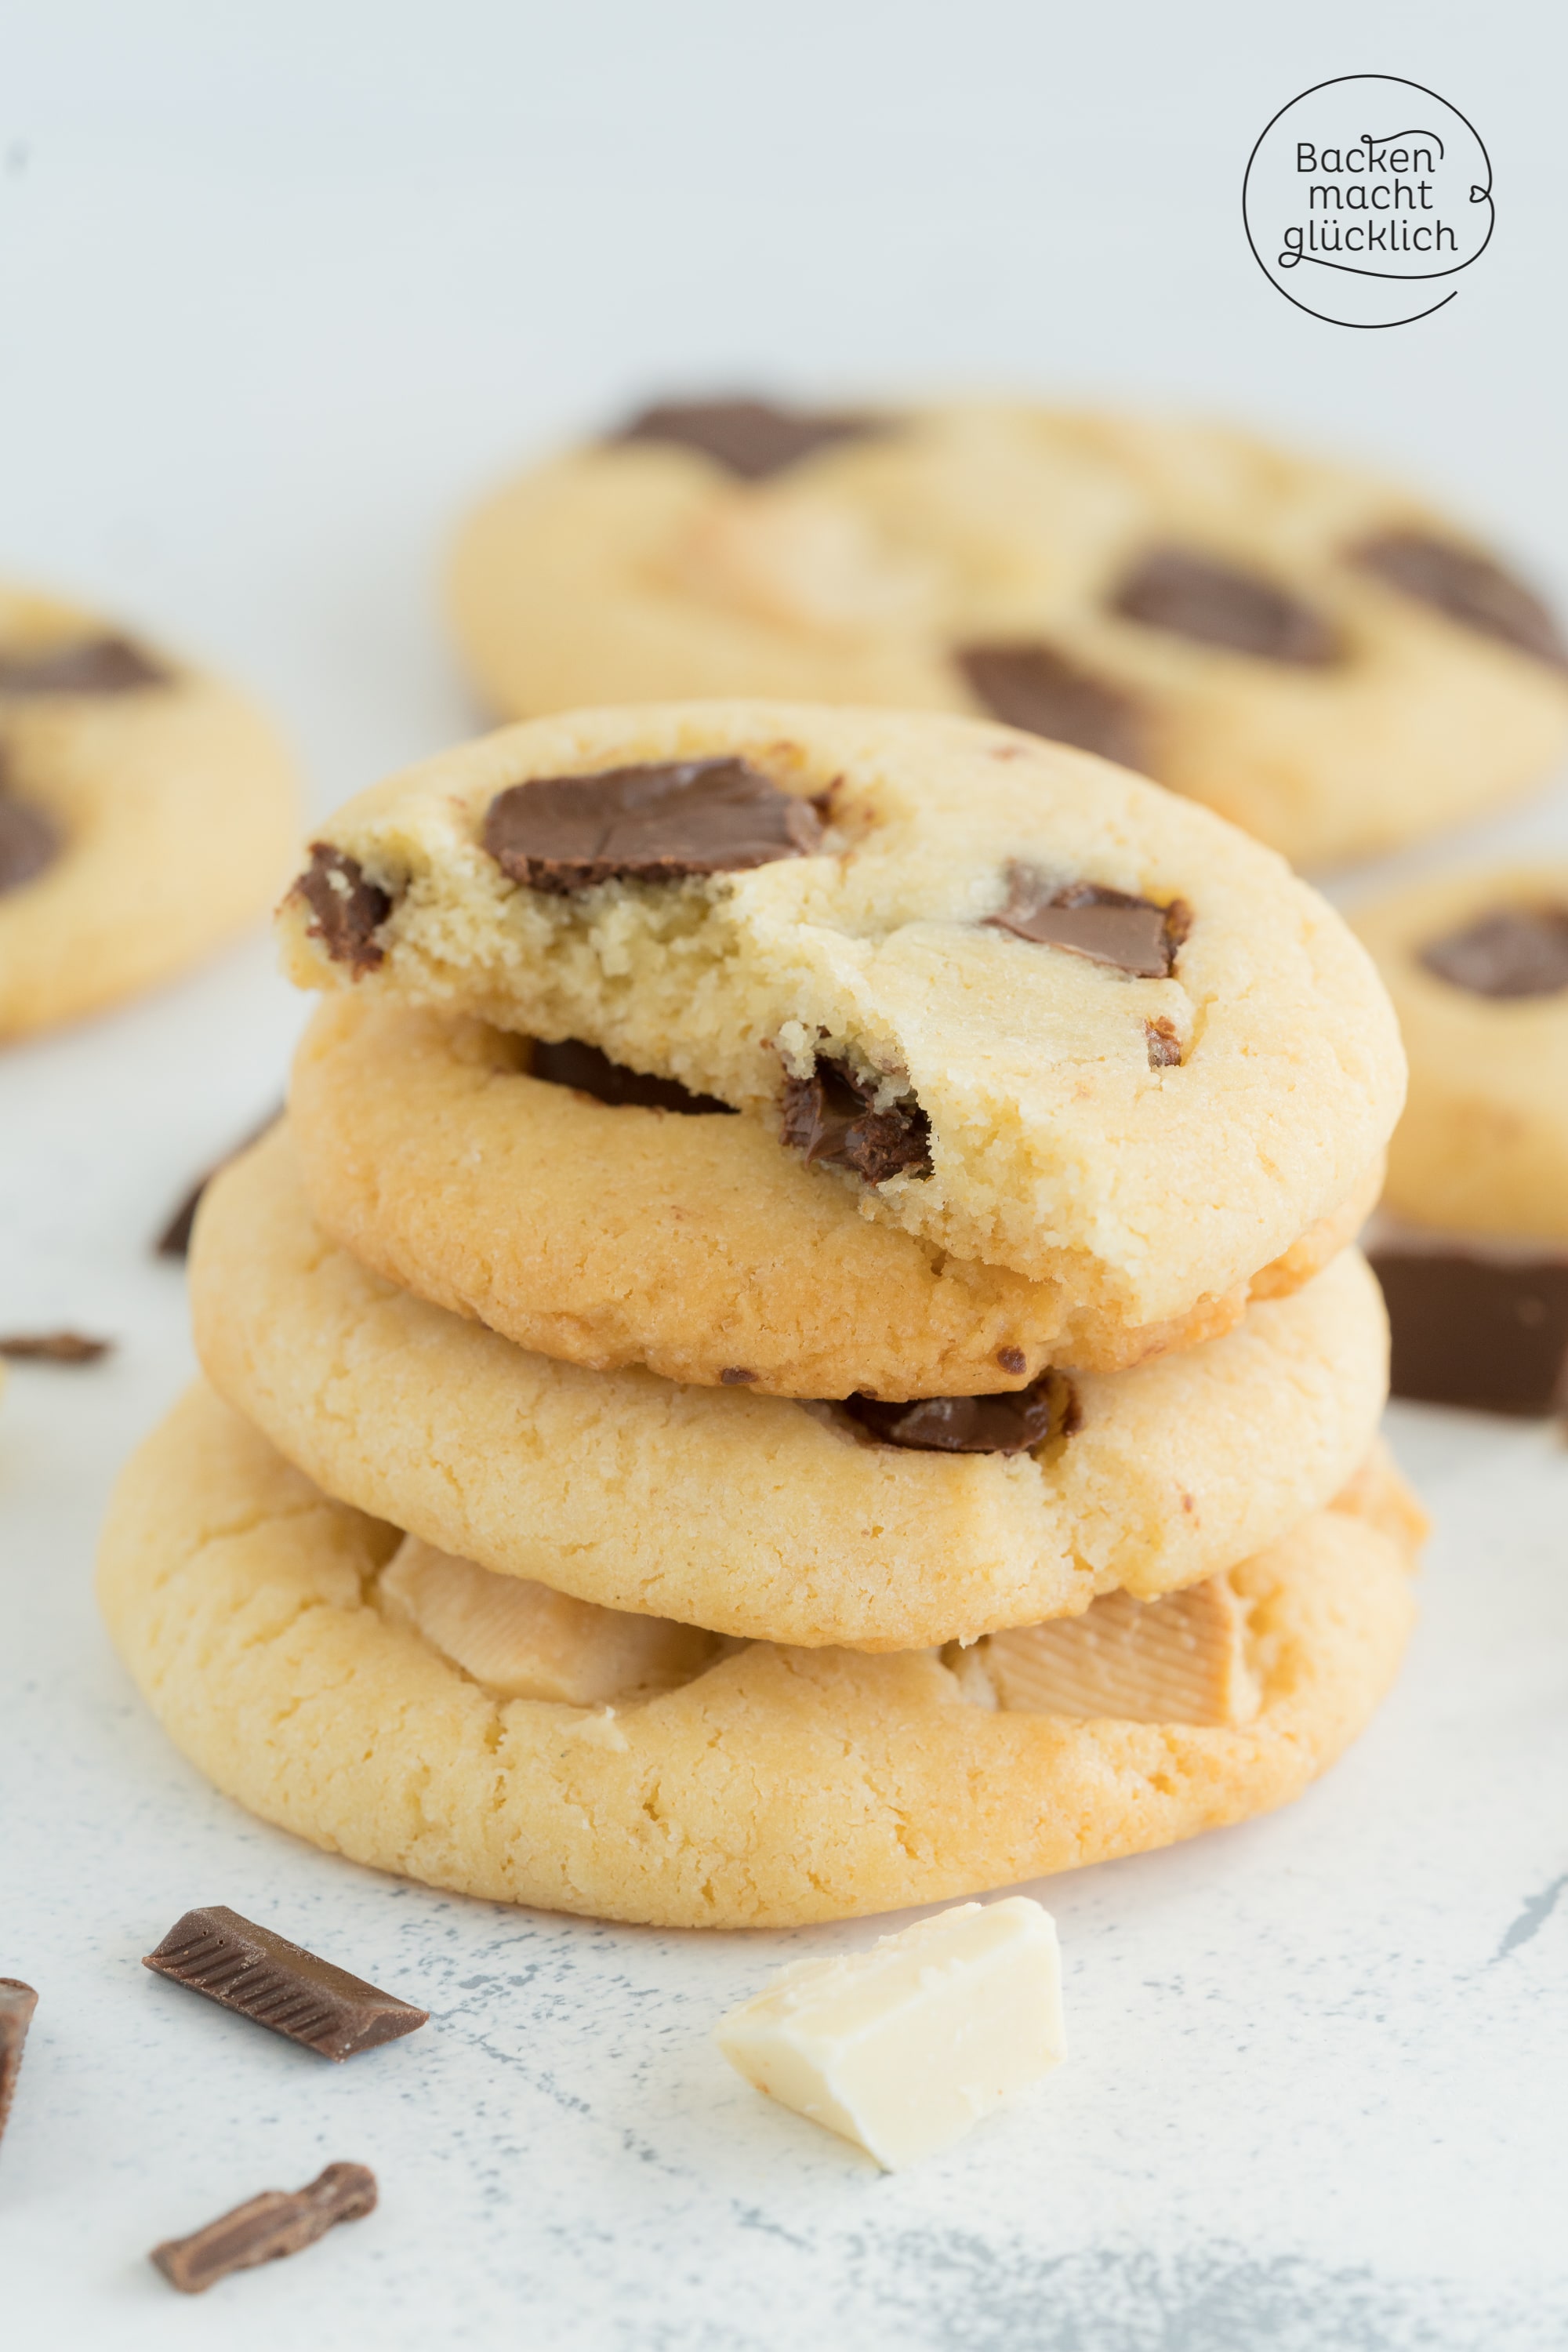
xmin=2 ymin=4 xmax=1566 ymax=2347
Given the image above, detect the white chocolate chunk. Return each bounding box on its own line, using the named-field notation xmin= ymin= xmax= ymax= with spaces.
xmin=379 ymin=1536 xmax=717 ymax=1704
xmin=981 ymin=1573 xmax=1258 ymax=1726
xmin=714 ymin=1896 xmax=1065 ymax=2171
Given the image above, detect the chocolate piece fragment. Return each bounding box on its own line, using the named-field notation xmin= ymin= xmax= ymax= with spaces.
xmin=484 ymin=758 xmax=822 ymax=894
xmin=987 ymin=869 xmax=1189 ymax=979
xmin=292 ymin=844 xmax=395 ymax=975
xmin=1369 ymin=1247 xmax=1568 ymax=1416
xmin=151 ymin=2162 xmax=377 ymax=2296
xmin=0 ymin=1330 xmax=111 ymax=1363
xmin=1111 ymin=547 xmax=1338 ymax=666
xmin=143 ymin=1906 xmax=427 ymax=2060
xmin=1145 ymin=1018 xmax=1183 ymax=1068
xmin=155 ymin=1105 xmax=285 ymax=1258
xmin=0 ymin=633 xmax=169 ymax=696
xmin=720 ymin=1367 xmax=756 ymax=1384
xmin=0 ymin=793 xmax=61 ymax=894
xmin=1419 ymin=906 xmax=1568 ymax=1001
xmin=529 ymin=1036 xmax=735 ymax=1116
xmin=844 ymin=1372 xmax=1077 ymax=1457
xmin=996 ymin=1346 xmax=1028 ymax=1376
xmin=614 ymin=397 xmax=885 ymax=481
xmin=1352 ymin=531 xmax=1568 ymax=670
xmin=0 ymin=1981 xmax=38 ymax=2149
xmin=957 ymin=642 xmax=1147 ymax=768
xmin=779 ymin=1057 xmax=931 ymax=1185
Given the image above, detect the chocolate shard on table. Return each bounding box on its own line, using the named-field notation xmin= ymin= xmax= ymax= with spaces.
xmin=1367 ymin=1239 xmax=1568 ymax=1417
xmin=956 ymin=641 xmax=1148 ymax=770
xmin=1418 ymin=904 xmax=1568 ymax=1000
xmin=844 ymin=1373 xmax=1076 ymax=1457
xmin=1111 ymin=546 xmax=1339 ymax=666
xmin=0 ymin=1330 xmax=112 ymax=1363
xmin=987 ymin=869 xmax=1189 ymax=979
xmin=0 ymin=633 xmax=169 ymax=696
xmin=0 ymin=1980 xmax=38 ymax=2147
xmin=155 ymin=1105 xmax=285 ymax=1258
xmin=779 ymin=1056 xmax=931 ymax=1184
xmin=292 ymin=844 xmax=397 ymax=975
xmin=143 ymin=1906 xmax=428 ymax=2060
xmin=1350 ymin=530 xmax=1568 ymax=670
xmin=483 ymin=757 xmax=823 ymax=893
xmin=150 ymin=2161 xmax=377 ymax=2295
xmin=612 ymin=397 xmax=887 ymax=481
xmin=528 ymin=1037 xmax=735 ymax=1116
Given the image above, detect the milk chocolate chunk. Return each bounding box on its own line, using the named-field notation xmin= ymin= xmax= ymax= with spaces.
xmin=484 ymin=758 xmax=822 ymax=893
xmin=844 ymin=1371 xmax=1076 ymax=1457
xmin=1352 ymin=530 xmax=1568 ymax=669
xmin=155 ymin=1106 xmax=285 ymax=1258
xmin=1419 ymin=906 xmax=1568 ymax=1000
xmin=988 ymin=869 xmax=1188 ymax=978
xmin=0 ymin=793 xmax=61 ymax=894
xmin=956 ymin=642 xmax=1146 ymax=768
xmin=293 ymin=844 xmax=395 ymax=974
xmin=614 ymin=397 xmax=886 ymax=481
xmin=143 ymin=1906 xmax=428 ymax=2060
xmin=1370 ymin=1249 xmax=1568 ymax=1416
xmin=0 ymin=1980 xmax=38 ymax=2147
xmin=779 ymin=1057 xmax=931 ymax=1184
xmin=0 ymin=1330 xmax=111 ymax=1363
xmin=529 ymin=1036 xmax=735 ymax=1116
xmin=0 ymin=633 xmax=169 ymax=695
xmin=151 ymin=2162 xmax=377 ymax=2296
xmin=1111 ymin=547 xmax=1338 ymax=666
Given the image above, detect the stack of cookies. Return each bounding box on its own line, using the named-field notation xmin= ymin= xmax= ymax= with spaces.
xmin=99 ymin=702 xmax=1423 ymax=1929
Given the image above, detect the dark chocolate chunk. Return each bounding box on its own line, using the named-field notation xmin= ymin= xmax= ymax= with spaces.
xmin=143 ymin=1906 xmax=427 ymax=2061
xmin=987 ymin=869 xmax=1189 ymax=978
xmin=0 ymin=1330 xmax=111 ymax=1363
xmin=956 ymin=642 xmax=1147 ymax=768
xmin=1418 ymin=906 xmax=1568 ymax=1001
xmin=844 ymin=1371 xmax=1077 ymax=1456
xmin=613 ymin=398 xmax=885 ymax=481
xmin=0 ymin=1980 xmax=38 ymax=2148
xmin=0 ymin=793 xmax=61 ymax=895
xmin=292 ymin=844 xmax=395 ymax=974
xmin=1145 ymin=1018 xmax=1183 ymax=1068
xmin=1370 ymin=1248 xmax=1568 ymax=1417
xmin=779 ymin=1056 xmax=931 ymax=1185
xmin=996 ymin=1347 xmax=1028 ymax=1376
xmin=0 ymin=633 xmax=169 ymax=696
xmin=720 ymin=1367 xmax=757 ymax=1384
xmin=154 ymin=1105 xmax=285 ymax=1258
xmin=1111 ymin=547 xmax=1338 ymax=666
xmin=528 ymin=1036 xmax=735 ymax=1116
xmin=151 ymin=2161 xmax=377 ymax=2296
xmin=1351 ymin=530 xmax=1568 ymax=670
xmin=484 ymin=758 xmax=822 ymax=894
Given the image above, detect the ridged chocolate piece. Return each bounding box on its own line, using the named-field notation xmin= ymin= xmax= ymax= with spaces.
xmin=0 ymin=1980 xmax=38 ymax=2148
xmin=1112 ymin=547 xmax=1338 ymax=666
xmin=155 ymin=1106 xmax=285 ymax=1258
xmin=1352 ymin=530 xmax=1568 ymax=669
xmin=0 ymin=633 xmax=169 ymax=695
xmin=0 ymin=791 xmax=61 ymax=895
xmin=956 ymin=641 xmax=1147 ymax=769
xmin=151 ymin=2162 xmax=377 ymax=2295
xmin=1370 ymin=1248 xmax=1568 ymax=1417
xmin=779 ymin=1056 xmax=931 ymax=1185
xmin=988 ymin=869 xmax=1189 ymax=978
xmin=529 ymin=1037 xmax=735 ymax=1116
xmin=614 ymin=397 xmax=886 ymax=480
xmin=293 ymin=844 xmax=395 ymax=974
xmin=0 ymin=1330 xmax=111 ymax=1363
xmin=484 ymin=758 xmax=822 ymax=893
xmin=844 ymin=1372 xmax=1076 ymax=1457
xmin=1419 ymin=905 xmax=1568 ymax=1000
xmin=143 ymin=1906 xmax=427 ymax=2061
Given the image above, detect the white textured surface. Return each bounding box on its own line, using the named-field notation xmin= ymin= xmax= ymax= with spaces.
xmin=2 ymin=4 xmax=1568 ymax=2345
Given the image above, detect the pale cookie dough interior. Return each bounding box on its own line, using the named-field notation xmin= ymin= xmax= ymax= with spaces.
xmin=289 ymin=995 xmax=1385 ymax=1394
xmin=277 ymin=702 xmax=1404 ymax=1333
xmin=96 ymin=1383 xmax=1421 ymax=1930
xmin=1353 ymin=860 xmax=1568 ymax=1242
xmin=0 ymin=581 xmax=300 ymax=1039
xmin=189 ymin=1127 xmax=1390 ymax=1651
xmin=447 ymin=403 xmax=1568 ymax=870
